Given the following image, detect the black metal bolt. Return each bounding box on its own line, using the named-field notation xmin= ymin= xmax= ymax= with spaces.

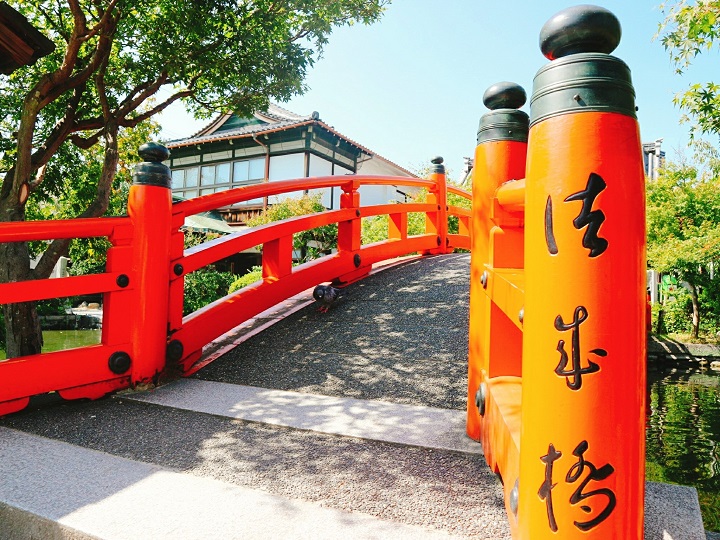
xmin=480 ymin=271 xmax=488 ymax=289
xmin=436 ymin=236 xmax=441 ymax=246
xmin=353 ymin=253 xmax=361 ymax=268
xmin=519 ymin=307 xmax=524 ymax=324
xmin=173 ymin=264 xmax=184 ymax=276
xmin=108 ymin=351 xmax=131 ymax=374
xmin=355 ymin=209 xmax=361 ymax=218
xmin=509 ymin=479 xmax=520 ymax=517
xmin=116 ymin=274 xmax=130 ymax=288
xmin=166 ymin=339 xmax=184 ymax=362
xmin=475 ymin=383 xmax=487 ymax=416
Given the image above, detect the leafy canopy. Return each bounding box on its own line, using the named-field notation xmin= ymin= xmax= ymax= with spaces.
xmin=658 ymin=1 xmax=720 ymax=138
xmin=1 ymin=0 xmax=389 ymax=207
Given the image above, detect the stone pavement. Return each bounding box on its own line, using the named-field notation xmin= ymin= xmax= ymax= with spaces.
xmin=0 ymin=253 xmax=712 ymax=539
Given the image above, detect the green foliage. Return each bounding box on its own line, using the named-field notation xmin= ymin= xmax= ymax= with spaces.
xmin=647 ymin=159 xmax=720 ymax=337
xmin=25 ymin=123 xmax=157 ymax=273
xmin=183 ymin=268 xmax=235 ymax=316
xmin=655 ymin=290 xmax=694 ymax=334
xmin=182 ymin=229 xmax=236 ymax=314
xmin=248 ymin=194 xmax=337 ymax=262
xmin=658 ymin=1 xmax=720 ymax=138
xmin=228 ymin=266 xmax=264 ymax=293
xmin=360 ymin=183 xmax=471 ymax=245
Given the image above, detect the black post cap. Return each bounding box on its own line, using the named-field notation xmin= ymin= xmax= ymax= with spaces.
xmin=539 ymin=5 xmax=621 ymax=60
xmin=477 ymin=82 xmax=529 ymax=144
xmin=132 ymin=142 xmax=172 ymax=187
xmin=430 ymin=156 xmax=445 ymax=174
xmin=483 ymin=82 xmax=526 ymax=111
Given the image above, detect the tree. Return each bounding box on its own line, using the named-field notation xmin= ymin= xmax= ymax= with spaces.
xmin=0 ymin=0 xmax=388 ymax=358
xmin=658 ymin=0 xmax=720 ymax=138
xmin=646 ymin=159 xmax=720 ymax=338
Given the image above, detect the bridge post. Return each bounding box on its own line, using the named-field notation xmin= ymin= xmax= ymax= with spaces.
xmin=518 ymin=6 xmax=646 ymax=538
xmin=467 ymin=82 xmax=528 ymax=441
xmin=338 ymin=181 xmax=361 ymax=254
xmin=425 ymin=157 xmax=449 ymax=254
xmin=126 ymin=142 xmax=173 ymax=384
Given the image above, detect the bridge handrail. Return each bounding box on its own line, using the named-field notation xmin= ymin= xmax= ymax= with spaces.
xmin=0 ymin=151 xmax=469 ymax=416
xmin=0 ymin=216 xmax=130 ymax=243
xmin=175 ymin=175 xmax=440 ymax=217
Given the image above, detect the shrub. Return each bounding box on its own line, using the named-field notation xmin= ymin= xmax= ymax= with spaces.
xmin=228 ymin=266 xmax=263 ymax=293
xmin=183 ymin=268 xmax=235 ymax=316
xmin=248 ymin=195 xmax=337 ymax=263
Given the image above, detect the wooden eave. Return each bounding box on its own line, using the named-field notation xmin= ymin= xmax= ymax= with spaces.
xmin=0 ymin=2 xmax=55 ymax=75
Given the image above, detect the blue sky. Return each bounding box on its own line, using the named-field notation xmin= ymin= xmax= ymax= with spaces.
xmin=160 ymin=1 xmax=718 ymax=182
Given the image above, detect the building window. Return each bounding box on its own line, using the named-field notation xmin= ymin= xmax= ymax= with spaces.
xmin=172 ymin=157 xmax=265 ymax=204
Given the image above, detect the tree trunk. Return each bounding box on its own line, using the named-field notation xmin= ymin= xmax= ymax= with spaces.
xmin=0 ymin=201 xmax=43 ymax=358
xmin=689 ymin=283 xmax=701 ymax=339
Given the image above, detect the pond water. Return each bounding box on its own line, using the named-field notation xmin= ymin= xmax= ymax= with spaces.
xmin=646 ymin=364 xmax=720 ymax=532
xmin=0 ymin=329 xmax=101 ymax=360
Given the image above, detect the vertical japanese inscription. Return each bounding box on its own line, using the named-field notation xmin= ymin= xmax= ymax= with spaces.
xmin=566 ymin=441 xmax=617 ymax=531
xmin=539 ymin=440 xmax=616 ymax=532
xmin=543 ymin=172 xmax=608 ymax=256
xmin=539 ymin=444 xmax=563 ymax=532
xmin=545 ymin=195 xmax=559 ymax=255
xmin=564 ymin=172 xmax=608 ymax=257
xmin=554 ymin=306 xmax=607 ymax=390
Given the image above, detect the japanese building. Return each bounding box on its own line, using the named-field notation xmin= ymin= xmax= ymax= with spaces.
xmin=166 ymin=104 xmax=416 ymax=225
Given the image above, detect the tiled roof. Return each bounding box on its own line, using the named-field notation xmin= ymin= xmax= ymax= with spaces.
xmin=165 ymin=105 xmax=416 ymax=178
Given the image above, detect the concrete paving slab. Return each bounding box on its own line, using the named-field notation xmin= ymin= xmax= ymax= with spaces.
xmin=644 ymin=481 xmax=707 ymax=540
xmin=125 ymin=379 xmax=482 ymax=455
xmin=123 ymin=381 xmax=711 ymax=540
xmin=0 ymin=427 xmax=462 ymax=540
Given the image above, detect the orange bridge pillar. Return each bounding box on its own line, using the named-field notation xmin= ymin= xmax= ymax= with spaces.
xmin=127 ymin=142 xmax=173 ymax=384
xmin=518 ymin=6 xmax=646 ymax=539
xmin=467 ymin=82 xmax=528 ymax=442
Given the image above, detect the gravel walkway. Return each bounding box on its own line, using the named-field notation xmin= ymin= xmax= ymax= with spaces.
xmin=195 ymin=253 xmax=471 ymax=410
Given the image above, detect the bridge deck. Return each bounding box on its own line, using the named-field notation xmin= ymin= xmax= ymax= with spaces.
xmin=0 ymin=254 xmax=708 ymax=539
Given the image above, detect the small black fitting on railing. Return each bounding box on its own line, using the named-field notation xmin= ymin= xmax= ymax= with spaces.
xmin=116 ymin=274 xmax=130 ymax=288
xmin=108 ymin=351 xmax=131 ymax=374
xmin=353 ymin=253 xmax=362 ymax=268
xmin=173 ymin=264 xmax=184 ymax=277
xmin=133 ymin=142 xmax=172 ymax=188
xmin=166 ymin=339 xmax=184 ymax=362
xmin=475 ymin=382 xmax=487 ymax=416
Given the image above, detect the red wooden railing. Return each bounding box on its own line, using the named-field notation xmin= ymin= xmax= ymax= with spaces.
xmin=0 ymin=147 xmax=470 ymax=416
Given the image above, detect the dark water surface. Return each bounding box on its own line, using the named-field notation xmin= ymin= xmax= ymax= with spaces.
xmin=0 ymin=329 xmax=101 ymax=360
xmin=646 ymin=364 xmax=720 ymax=532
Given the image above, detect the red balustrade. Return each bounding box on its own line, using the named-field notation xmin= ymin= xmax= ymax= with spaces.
xmin=0 ymin=148 xmax=469 ymax=416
